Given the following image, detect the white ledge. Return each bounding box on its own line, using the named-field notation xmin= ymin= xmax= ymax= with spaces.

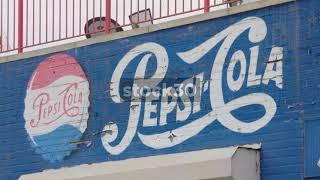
xmin=19 ymin=144 xmax=261 ymax=180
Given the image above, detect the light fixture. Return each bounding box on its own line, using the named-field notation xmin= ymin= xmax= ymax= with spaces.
xmin=129 ymin=8 xmax=153 ymax=29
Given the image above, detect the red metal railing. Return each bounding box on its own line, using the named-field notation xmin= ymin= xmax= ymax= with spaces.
xmin=0 ymin=0 xmax=242 ymax=55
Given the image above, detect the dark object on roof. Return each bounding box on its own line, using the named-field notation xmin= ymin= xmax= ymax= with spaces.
xmin=226 ymin=0 xmax=243 ymax=7
xmin=84 ymin=17 xmax=123 ymax=38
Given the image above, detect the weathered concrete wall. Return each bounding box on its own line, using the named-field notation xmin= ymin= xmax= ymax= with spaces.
xmin=0 ymin=0 xmax=319 ymax=179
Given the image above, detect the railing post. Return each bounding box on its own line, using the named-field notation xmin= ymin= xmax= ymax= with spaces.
xmin=204 ymin=0 xmax=210 ymax=13
xmin=18 ymin=0 xmax=23 ymax=53
xmin=105 ymin=0 xmax=111 ymax=34
xmin=0 ymin=36 xmax=2 ymax=52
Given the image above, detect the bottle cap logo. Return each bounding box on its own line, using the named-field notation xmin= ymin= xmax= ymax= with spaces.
xmin=24 ymin=53 xmax=90 ymax=162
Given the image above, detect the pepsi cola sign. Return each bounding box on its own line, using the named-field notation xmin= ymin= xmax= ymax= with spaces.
xmin=24 ymin=54 xmax=90 ymax=162
xmin=102 ymin=17 xmax=283 ymax=155
xmin=23 ymin=17 xmax=283 ymax=161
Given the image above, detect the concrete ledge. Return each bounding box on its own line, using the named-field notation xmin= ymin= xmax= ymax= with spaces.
xmin=19 ymin=145 xmax=261 ymax=180
xmin=0 ymin=0 xmax=295 ymax=64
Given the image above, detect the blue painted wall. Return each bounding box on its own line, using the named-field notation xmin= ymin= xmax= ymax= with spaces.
xmin=0 ymin=0 xmax=320 ymax=179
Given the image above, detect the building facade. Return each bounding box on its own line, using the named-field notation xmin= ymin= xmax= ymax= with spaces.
xmin=0 ymin=0 xmax=320 ymax=179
